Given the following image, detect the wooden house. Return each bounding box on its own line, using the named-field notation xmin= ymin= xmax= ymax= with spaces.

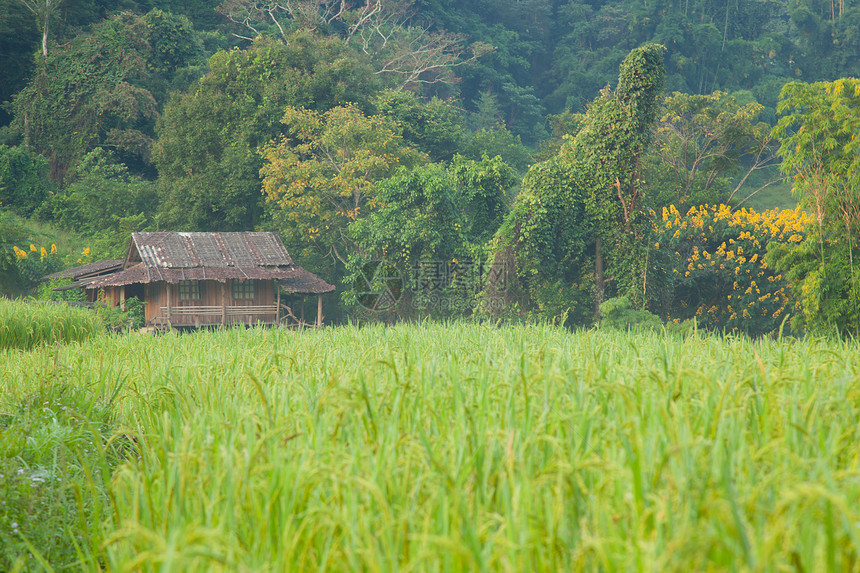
xmin=81 ymin=232 xmax=334 ymax=328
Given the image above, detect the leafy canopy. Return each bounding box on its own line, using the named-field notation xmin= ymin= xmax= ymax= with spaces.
xmin=768 ymin=79 xmax=860 ymax=334
xmin=260 ymin=103 xmax=425 ymax=265
xmin=153 ymin=32 xmax=378 ymax=231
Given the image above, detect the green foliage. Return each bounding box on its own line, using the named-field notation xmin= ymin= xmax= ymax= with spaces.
xmin=348 ymin=155 xmax=517 ymax=316
xmin=462 ymin=126 xmax=533 ymax=173
xmin=122 ymin=296 xmax=146 ymax=330
xmin=142 ymin=8 xmax=201 ymax=75
xmin=34 ymin=148 xmax=154 ymax=257
xmin=92 ymin=297 xmax=143 ymax=331
xmin=532 ymin=110 xmax=584 ymax=162
xmin=9 ymin=242 xmax=65 ymax=293
xmin=155 ymin=32 xmax=379 ymax=231
xmin=544 ymin=0 xmax=797 ymax=116
xmin=489 ymin=44 xmax=665 ymax=324
xmin=0 ymin=297 xmax=104 ymax=350
xmin=501 ymin=158 xmax=592 ymax=282
xmin=262 ymin=103 xmax=423 ymax=273
xmin=0 ymin=1 xmax=40 ymax=126
xmin=10 ymin=12 xmax=158 ymax=180
xmin=36 ymin=277 xmax=85 ymax=302
xmin=0 ymin=144 xmax=53 ymax=216
xmin=3 ymin=6 xmax=205 ymax=179
xmin=770 ymin=78 xmax=860 ymax=335
xmin=598 ymin=296 xmax=662 ymax=331
xmin=140 ymin=8 xmax=205 ymax=104
xmin=0 ymin=209 xmax=95 ymax=296
xmin=373 ymin=90 xmax=466 ymax=163
xmin=47 ymin=149 xmax=156 ymax=240
xmin=0 ymin=209 xmax=31 ymax=295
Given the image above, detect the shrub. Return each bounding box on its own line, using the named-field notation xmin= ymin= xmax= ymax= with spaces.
xmin=599 ymin=296 xmax=663 ymax=330
xmin=650 ymin=204 xmax=811 ymax=336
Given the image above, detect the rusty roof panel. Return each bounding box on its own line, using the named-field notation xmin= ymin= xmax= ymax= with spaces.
xmin=131 ymin=232 xmax=293 ymax=269
xmin=192 ymin=234 xmax=225 ymax=266
xmin=222 ymin=234 xmax=258 ymax=266
xmin=248 ymin=233 xmax=288 ymax=266
xmin=42 ymin=259 xmax=123 ymax=281
xmin=87 ymin=263 xmax=335 ymax=293
xmin=163 ymin=234 xmax=194 ymax=267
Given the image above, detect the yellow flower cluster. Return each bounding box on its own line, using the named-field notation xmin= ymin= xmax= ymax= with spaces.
xmin=76 ymin=246 xmax=92 ymax=264
xmin=13 ymin=244 xmax=59 ymax=259
xmin=654 ymin=204 xmax=811 ymax=335
xmin=13 ymin=243 xmax=79 ymax=266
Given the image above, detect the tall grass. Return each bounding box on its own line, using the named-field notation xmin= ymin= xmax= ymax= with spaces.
xmin=0 ymin=298 xmax=104 ymax=350
xmin=2 ymin=323 xmax=860 ymax=571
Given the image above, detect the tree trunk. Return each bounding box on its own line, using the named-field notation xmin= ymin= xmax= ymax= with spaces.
xmin=594 ymin=237 xmax=605 ymax=317
xmin=42 ymin=12 xmax=49 ymax=57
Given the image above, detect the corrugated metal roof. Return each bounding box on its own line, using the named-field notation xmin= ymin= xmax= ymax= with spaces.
xmin=87 ymin=264 xmax=335 ymax=294
xmin=84 ymin=232 xmax=335 ymax=294
xmin=42 ymin=259 xmax=123 ymax=281
xmin=132 ymin=232 xmax=294 ymax=269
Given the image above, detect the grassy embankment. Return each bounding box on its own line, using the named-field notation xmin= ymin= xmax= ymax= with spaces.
xmin=1 ymin=320 xmax=859 ymax=571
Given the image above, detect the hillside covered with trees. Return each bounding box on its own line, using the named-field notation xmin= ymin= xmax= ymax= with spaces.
xmin=2 ymin=0 xmax=860 ymax=334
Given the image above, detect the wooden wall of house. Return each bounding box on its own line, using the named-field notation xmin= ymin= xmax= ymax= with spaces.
xmin=142 ymin=279 xmax=278 ymax=327
xmin=99 ymin=287 xmax=122 ymax=308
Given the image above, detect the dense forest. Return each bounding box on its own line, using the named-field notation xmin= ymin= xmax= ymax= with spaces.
xmin=2 ymin=0 xmax=860 ymax=334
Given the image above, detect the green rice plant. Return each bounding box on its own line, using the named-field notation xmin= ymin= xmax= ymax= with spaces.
xmin=1 ymin=324 xmax=860 ymax=571
xmin=0 ymin=298 xmax=104 ymax=351
xmin=0 ymin=345 xmax=128 ymax=572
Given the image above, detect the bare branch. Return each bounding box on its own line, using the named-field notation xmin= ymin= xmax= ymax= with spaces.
xmin=216 ymin=0 xmax=491 ymax=88
xmin=374 ymin=29 xmax=493 ymax=89
xmin=15 ymin=0 xmax=65 ymax=57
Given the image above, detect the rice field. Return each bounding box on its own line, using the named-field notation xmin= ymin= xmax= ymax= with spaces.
xmin=0 ymin=298 xmax=104 ymax=351
xmin=1 ymin=322 xmax=860 ymax=571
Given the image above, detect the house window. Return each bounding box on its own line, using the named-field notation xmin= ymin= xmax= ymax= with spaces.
xmin=179 ymin=280 xmax=200 ymax=301
xmin=232 ymin=280 xmax=255 ymax=300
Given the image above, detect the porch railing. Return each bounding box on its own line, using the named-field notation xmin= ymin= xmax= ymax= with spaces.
xmin=154 ymin=304 xmax=278 ymax=326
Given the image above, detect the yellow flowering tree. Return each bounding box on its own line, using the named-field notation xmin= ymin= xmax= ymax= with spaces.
xmin=260 ymin=104 xmax=425 ymax=269
xmin=8 ymin=242 xmax=68 ymax=294
xmin=650 ymin=204 xmax=811 ymax=335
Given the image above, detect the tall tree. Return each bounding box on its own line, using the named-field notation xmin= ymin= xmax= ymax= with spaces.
xmin=14 ymin=0 xmax=64 ymax=57
xmin=348 ymin=154 xmax=517 ymax=316
xmin=373 ymin=89 xmax=465 ymax=162
xmin=216 ymin=0 xmax=492 ymax=91
xmin=485 ymin=44 xmax=665 ymax=323
xmin=11 ymin=13 xmax=157 ymax=180
xmin=644 ymin=90 xmax=781 ymax=209
xmin=153 ymin=32 xmax=378 ymax=231
xmin=557 ymin=43 xmax=666 ymax=312
xmin=260 ymin=103 xmax=425 ymax=266
xmin=768 ymin=78 xmax=860 ymax=334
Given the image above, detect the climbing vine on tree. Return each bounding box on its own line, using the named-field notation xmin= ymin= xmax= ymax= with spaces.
xmin=485 ymin=43 xmax=665 ymax=324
